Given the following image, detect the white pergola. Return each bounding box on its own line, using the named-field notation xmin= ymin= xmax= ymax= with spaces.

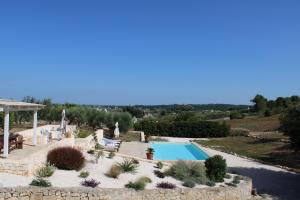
xmin=0 ymin=99 xmax=45 ymax=158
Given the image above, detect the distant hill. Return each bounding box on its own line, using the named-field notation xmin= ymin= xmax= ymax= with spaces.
xmin=100 ymin=104 xmax=250 ymax=112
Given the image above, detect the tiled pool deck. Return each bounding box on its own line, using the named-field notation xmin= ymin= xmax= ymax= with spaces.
xmin=118 ymin=141 xmax=149 ymax=159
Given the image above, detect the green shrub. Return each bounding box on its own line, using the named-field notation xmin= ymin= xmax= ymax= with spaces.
xmin=124 ymin=176 xmax=152 ymax=191
xmin=224 ymin=174 xmax=232 ymax=179
xmin=156 ymin=161 xmax=163 ymax=169
xmin=280 ymin=108 xmax=300 ymax=151
xmin=232 ymin=176 xmax=242 ymax=184
xmin=118 ymin=159 xmax=138 ymax=174
xmin=154 ymin=170 xmax=165 ymax=178
xmin=30 ymin=178 xmax=51 ymax=187
xmin=230 ymin=112 xmax=245 ymax=120
xmin=165 ymin=161 xmax=207 ymax=184
xmin=205 ymin=155 xmax=227 ymax=182
xmin=182 ymin=180 xmax=195 ymax=188
xmin=232 ymin=179 xmax=240 ymax=185
xmin=138 ymin=176 xmax=152 ymax=183
xmin=108 ymin=151 xmax=115 ymax=159
xmin=264 ymin=110 xmax=271 ymax=117
xmin=77 ymin=129 xmax=94 ymax=138
xmin=106 ymin=164 xmax=122 ymax=178
xmin=47 ymin=146 xmax=85 ymax=170
xmin=35 ymin=163 xmax=55 ymax=178
xmin=205 ymin=180 xmax=216 ymax=187
xmin=125 ymin=181 xmax=146 ymax=191
xmin=106 ymin=112 xmax=133 ymax=132
xmin=79 ymin=171 xmax=89 ymax=178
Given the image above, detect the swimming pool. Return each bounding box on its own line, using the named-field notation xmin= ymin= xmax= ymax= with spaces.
xmin=151 ymin=142 xmax=209 ymax=161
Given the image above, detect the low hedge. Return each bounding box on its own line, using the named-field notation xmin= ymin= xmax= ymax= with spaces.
xmin=135 ymin=120 xmax=230 ymax=138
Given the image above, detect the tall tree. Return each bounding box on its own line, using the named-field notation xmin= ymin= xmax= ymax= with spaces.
xmin=275 ymin=97 xmax=288 ymax=108
xmin=291 ymin=96 xmax=300 ymax=105
xmin=280 ymin=108 xmax=300 ymax=152
xmin=251 ymin=94 xmax=268 ymax=112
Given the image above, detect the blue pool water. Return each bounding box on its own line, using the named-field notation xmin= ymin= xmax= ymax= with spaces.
xmin=151 ymin=142 xmax=209 ymax=160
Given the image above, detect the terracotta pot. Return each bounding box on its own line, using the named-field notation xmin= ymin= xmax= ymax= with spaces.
xmin=146 ymin=152 xmax=153 ymax=160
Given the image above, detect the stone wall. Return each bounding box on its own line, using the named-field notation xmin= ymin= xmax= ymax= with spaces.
xmin=0 ymin=178 xmax=252 ymax=200
xmin=74 ymin=129 xmax=104 ymax=151
xmin=0 ymin=124 xmax=76 ymax=177
xmin=0 ymin=138 xmax=75 ymax=176
xmin=18 ymin=125 xmax=76 ymax=144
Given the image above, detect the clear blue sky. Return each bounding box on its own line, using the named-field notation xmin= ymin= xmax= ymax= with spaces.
xmin=0 ymin=0 xmax=299 ymax=105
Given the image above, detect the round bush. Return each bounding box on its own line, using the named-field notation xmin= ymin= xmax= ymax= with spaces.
xmin=182 ymin=180 xmax=195 ymax=188
xmin=205 ymin=155 xmax=227 ymax=182
xmin=47 ymin=146 xmax=85 ymax=170
xmin=106 ymin=164 xmax=122 ymax=178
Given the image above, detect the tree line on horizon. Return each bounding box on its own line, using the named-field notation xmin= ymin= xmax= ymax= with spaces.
xmin=251 ymin=94 xmax=300 ymax=116
xmin=251 ymin=94 xmax=300 ymax=151
xmin=1 ymin=95 xmax=299 ymax=151
xmin=0 ymin=96 xmax=133 ymax=132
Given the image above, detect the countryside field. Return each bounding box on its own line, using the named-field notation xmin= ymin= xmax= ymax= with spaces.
xmin=199 ymin=115 xmax=300 ymax=173
xmin=226 ymin=115 xmax=281 ymax=132
xmin=197 ymin=136 xmax=300 ymax=173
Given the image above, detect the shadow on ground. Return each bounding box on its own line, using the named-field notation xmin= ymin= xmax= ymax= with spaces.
xmin=229 ymin=167 xmax=300 ymax=200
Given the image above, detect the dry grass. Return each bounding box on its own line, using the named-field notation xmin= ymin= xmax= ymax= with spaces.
xmin=119 ymin=131 xmax=140 ymax=142
xmin=197 ymin=136 xmax=300 ymax=173
xmin=226 ymin=115 xmax=280 ymax=132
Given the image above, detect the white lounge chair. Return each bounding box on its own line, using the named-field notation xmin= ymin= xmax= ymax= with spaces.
xmin=99 ymin=140 xmax=120 ymax=152
xmin=103 ymin=138 xmax=121 ymax=144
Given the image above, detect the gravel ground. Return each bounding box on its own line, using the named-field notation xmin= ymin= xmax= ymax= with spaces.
xmin=0 ymin=152 xmax=234 ymax=189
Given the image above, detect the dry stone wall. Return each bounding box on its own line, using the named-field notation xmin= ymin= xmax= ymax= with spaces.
xmin=0 ymin=178 xmax=252 ymax=200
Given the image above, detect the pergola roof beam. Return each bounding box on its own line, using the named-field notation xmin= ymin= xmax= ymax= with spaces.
xmin=0 ymin=99 xmax=45 ymax=111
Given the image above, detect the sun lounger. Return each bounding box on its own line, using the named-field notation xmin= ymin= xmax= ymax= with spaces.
xmin=99 ymin=140 xmax=120 ymax=152
xmin=103 ymin=138 xmax=121 ymax=144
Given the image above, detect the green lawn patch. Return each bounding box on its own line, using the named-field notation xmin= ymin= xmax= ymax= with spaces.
xmin=77 ymin=129 xmax=94 ymax=138
xmin=197 ymin=136 xmax=300 ymax=173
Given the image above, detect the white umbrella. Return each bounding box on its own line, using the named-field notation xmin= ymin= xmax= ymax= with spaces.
xmin=59 ymin=109 xmax=66 ymax=139
xmin=114 ymin=122 xmax=120 ymax=139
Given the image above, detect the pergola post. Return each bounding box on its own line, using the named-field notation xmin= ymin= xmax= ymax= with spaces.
xmin=3 ymin=108 xmax=10 ymax=158
xmin=33 ymin=109 xmax=38 ymax=146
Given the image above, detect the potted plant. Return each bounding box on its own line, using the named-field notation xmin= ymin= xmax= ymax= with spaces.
xmin=146 ymin=148 xmax=155 ymax=160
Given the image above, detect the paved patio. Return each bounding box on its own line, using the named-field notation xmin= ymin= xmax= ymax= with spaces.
xmin=118 ymin=141 xmax=149 ymax=159
xmin=0 ymin=141 xmax=48 ymax=160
